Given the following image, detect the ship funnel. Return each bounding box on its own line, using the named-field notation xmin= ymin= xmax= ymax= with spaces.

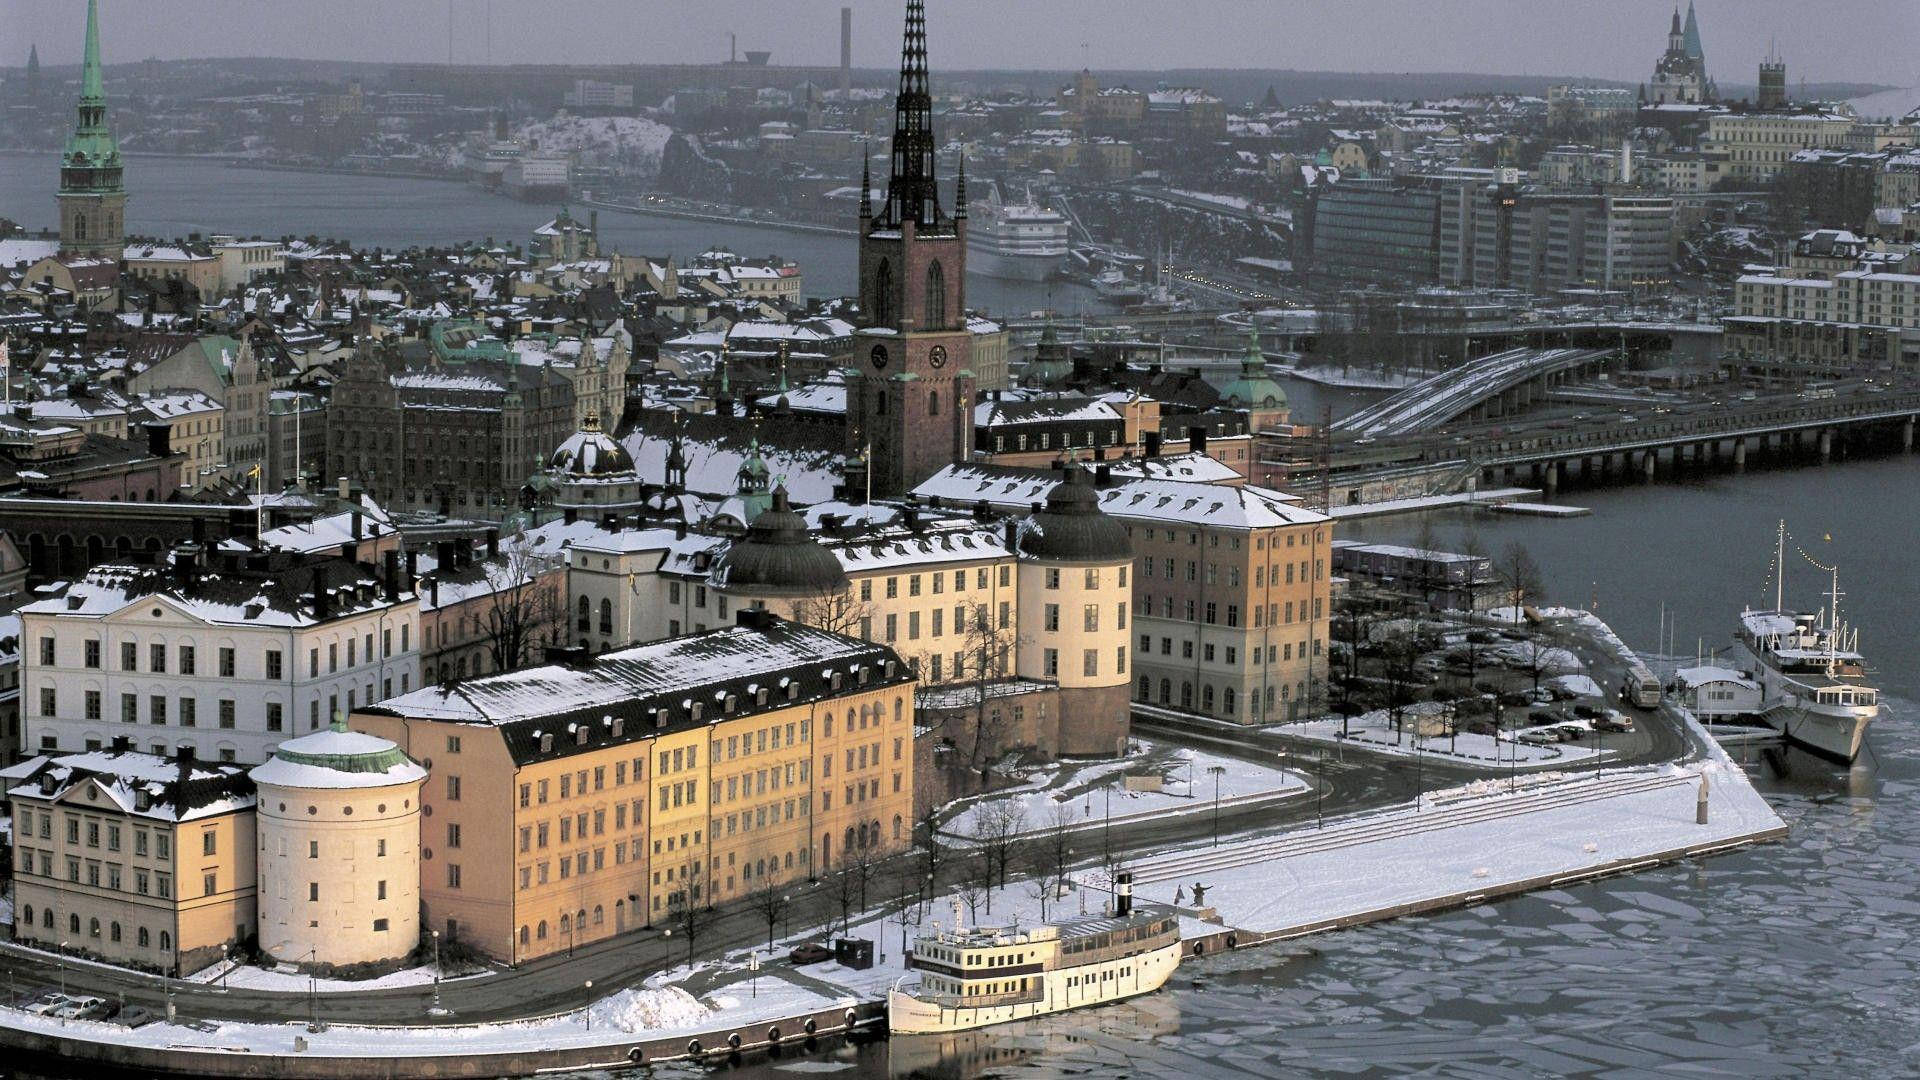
xmin=1114 ymin=871 xmax=1134 ymax=917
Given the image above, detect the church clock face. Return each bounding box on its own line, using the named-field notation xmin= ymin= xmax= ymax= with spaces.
xmin=928 ymin=345 xmax=948 ymax=369
xmin=870 ymin=344 xmax=890 ymax=369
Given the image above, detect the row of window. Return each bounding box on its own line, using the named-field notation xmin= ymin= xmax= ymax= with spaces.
xmin=16 ymin=848 xmax=174 ymax=898
xmin=1137 ymin=676 xmax=1309 ymax=715
xmin=36 ymin=680 xmax=405 ymax=734
xmin=1136 ymin=595 xmax=1325 ymax=627
xmin=18 ymin=906 xmax=172 ymax=953
xmin=1038 ymin=646 xmax=1127 ymax=678
xmin=15 ymin=808 xmax=177 ymax=858
xmin=34 ymin=631 xmax=407 ymax=678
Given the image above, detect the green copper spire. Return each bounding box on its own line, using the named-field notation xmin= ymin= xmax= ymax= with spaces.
xmin=59 ymin=0 xmax=125 ymax=259
xmin=80 ymin=0 xmax=105 ymax=102
xmin=62 ymin=0 xmax=121 ymax=182
xmin=1218 ymin=318 xmax=1287 ymax=417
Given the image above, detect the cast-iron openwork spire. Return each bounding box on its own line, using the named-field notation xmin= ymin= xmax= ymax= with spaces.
xmin=881 ymin=0 xmax=945 ymax=230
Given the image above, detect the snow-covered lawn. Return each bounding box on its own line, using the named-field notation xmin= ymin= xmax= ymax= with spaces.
xmin=186 ymin=959 xmax=495 ymax=994
xmin=1108 ymin=743 xmax=1782 ymax=938
xmin=939 ymin=744 xmax=1305 ymax=843
xmin=1286 ymin=708 xmax=1615 ymax=769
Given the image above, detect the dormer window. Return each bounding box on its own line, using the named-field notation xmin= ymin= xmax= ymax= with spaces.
xmin=575 ymin=727 xmax=588 ymax=746
xmin=756 ymin=687 xmax=769 ymax=706
xmin=858 ymin=666 xmax=870 ymax=685
xmin=690 ymin=703 xmax=703 ymax=722
xmin=831 ymin=672 xmax=843 ymax=691
xmin=885 ymin=660 xmax=897 ymax=679
xmin=539 ymin=732 xmax=554 ymax=753
xmin=723 ymin=694 xmax=737 ymax=714
xmin=787 ymin=683 xmax=800 ymax=701
xmin=611 ymin=718 xmax=625 ymax=738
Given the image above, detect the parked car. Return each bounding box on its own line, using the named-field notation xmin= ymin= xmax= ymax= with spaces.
xmin=1571 ymin=704 xmax=1605 ymax=720
xmin=47 ymin=996 xmax=107 ymax=1020
xmin=115 ymin=1006 xmax=160 ymax=1029
xmin=1595 ymin=711 xmax=1635 ymax=733
xmin=788 ymin=943 xmax=833 ymax=966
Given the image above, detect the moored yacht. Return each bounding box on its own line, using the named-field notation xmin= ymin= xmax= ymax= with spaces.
xmin=888 ymin=872 xmax=1181 ymax=1035
xmin=1730 ymin=521 xmax=1882 ymax=764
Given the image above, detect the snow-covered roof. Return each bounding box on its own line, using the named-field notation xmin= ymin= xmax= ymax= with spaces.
xmin=250 ymin=726 xmax=427 ymax=791
xmin=0 ymin=750 xmax=255 ymax=823
xmin=364 ymin=618 xmax=909 ymax=767
xmin=1674 ymin=666 xmax=1758 ymax=690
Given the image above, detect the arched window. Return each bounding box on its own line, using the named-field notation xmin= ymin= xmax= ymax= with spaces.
xmin=19 ymin=905 xmax=31 ymax=928
xmin=559 ymin=913 xmax=571 ymax=935
xmin=1223 ymin=687 xmax=1237 ymax=715
xmin=519 ymin=925 xmax=530 ymax=946
xmin=577 ymin=595 xmax=591 ymax=631
xmin=928 ymin=390 xmax=939 ymax=417
xmin=159 ymin=931 xmax=172 ymax=952
xmin=138 ymin=927 xmax=150 ymax=948
xmin=70 ymin=913 xmax=81 ymax=934
xmin=1202 ymin=685 xmax=1215 ymax=713
xmin=1159 ymin=678 xmax=1172 ymax=704
xmin=924 ymin=261 xmax=946 ymax=328
xmin=42 ymin=908 xmax=52 ymax=929
xmin=844 ymin=825 xmax=855 ymax=853
xmin=74 ymin=213 xmax=87 ymax=241
xmin=872 ymin=259 xmax=894 ymax=326
xmin=876 ymin=389 xmax=888 ymax=416
xmin=893 ymin=814 xmax=903 ymax=840
xmin=599 ymin=599 xmax=613 ymax=634
xmin=537 ymin=920 xmax=549 ymax=939
xmin=593 ymin=905 xmax=604 ymax=926
xmin=110 ymin=922 xmax=121 ymax=943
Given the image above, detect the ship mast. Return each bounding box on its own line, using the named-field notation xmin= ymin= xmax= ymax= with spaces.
xmin=1824 ymin=563 xmax=1841 ymax=675
xmin=1773 ymin=518 xmax=1785 ymax=614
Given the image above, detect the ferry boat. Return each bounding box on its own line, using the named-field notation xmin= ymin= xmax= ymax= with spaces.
xmin=888 ymin=872 xmax=1181 ymax=1035
xmin=1729 ymin=521 xmax=1881 ymax=764
xmin=1092 ymin=266 xmax=1147 ymax=305
xmin=967 ymin=184 xmax=1070 ymax=282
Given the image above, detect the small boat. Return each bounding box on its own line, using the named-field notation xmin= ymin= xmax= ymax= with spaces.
xmin=888 ymin=872 xmax=1181 ymax=1035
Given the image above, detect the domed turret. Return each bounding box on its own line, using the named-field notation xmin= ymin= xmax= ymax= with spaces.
xmin=1024 ymin=321 xmax=1073 ymax=387
xmin=549 ymin=412 xmax=635 ymax=478
xmin=1018 ymin=469 xmax=1133 ymax=563
xmin=1218 ymin=320 xmax=1288 ymax=419
xmin=710 ymin=486 xmax=849 ymax=597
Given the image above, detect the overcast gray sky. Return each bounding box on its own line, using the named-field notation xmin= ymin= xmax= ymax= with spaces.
xmin=3 ymin=1 xmax=1913 ymax=87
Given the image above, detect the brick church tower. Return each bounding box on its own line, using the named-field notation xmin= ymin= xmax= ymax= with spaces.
xmin=848 ymin=0 xmax=974 ymax=498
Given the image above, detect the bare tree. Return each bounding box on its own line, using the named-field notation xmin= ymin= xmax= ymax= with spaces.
xmin=918 ymin=602 xmax=1024 ymax=780
xmin=955 ymin=878 xmax=988 ymax=924
xmin=828 ymin=867 xmax=861 ymax=937
xmin=1497 ymin=541 xmax=1545 ymax=617
xmin=1024 ymin=803 xmax=1076 ymax=916
xmin=971 ymin=802 xmax=1028 ymax=910
xmin=1379 ymin=628 xmax=1424 ymax=743
xmin=849 ymin=853 xmax=879 ymax=923
xmin=666 ymin=893 xmax=709 ymax=969
xmin=791 ymin=587 xmax=873 ymax=639
xmin=750 ymin=882 xmax=789 ymax=953
xmin=915 ymin=804 xmax=947 ymax=907
xmin=477 ymin=531 xmax=567 ymax=673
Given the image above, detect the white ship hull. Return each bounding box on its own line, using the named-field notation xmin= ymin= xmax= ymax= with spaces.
xmin=888 ymin=938 xmax=1181 ymax=1035
xmin=967 ymin=243 xmax=1065 ymax=282
xmin=1759 ymin=704 xmax=1872 ymax=764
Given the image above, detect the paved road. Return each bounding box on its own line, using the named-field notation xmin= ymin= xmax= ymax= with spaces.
xmin=1 ymin=620 xmax=1698 ymax=1029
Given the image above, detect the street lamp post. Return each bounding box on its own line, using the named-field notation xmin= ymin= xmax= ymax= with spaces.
xmin=430 ymin=929 xmax=443 ymax=1017
xmin=1102 ymin=785 xmax=1112 ymax=865
xmin=1208 ymin=764 xmax=1227 ymax=847
xmin=583 ymin=981 xmax=593 ymax=1031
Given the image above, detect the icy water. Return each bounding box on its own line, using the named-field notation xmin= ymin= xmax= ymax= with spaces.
xmin=0 ymin=153 xmax=1097 ymax=319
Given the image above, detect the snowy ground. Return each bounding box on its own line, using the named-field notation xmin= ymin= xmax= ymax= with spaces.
xmin=1 ymin=969 xmax=846 ymax=1058
xmin=1284 ymin=708 xmax=1614 ymax=769
xmin=1106 ymin=749 xmax=1783 ymax=939
xmin=939 ymin=743 xmax=1306 ymax=844
xmin=186 ymin=958 xmax=495 ymax=994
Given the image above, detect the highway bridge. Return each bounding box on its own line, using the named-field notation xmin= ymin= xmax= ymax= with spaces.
xmin=1309 ymin=383 xmax=1920 ymax=499
xmin=1334 ymin=347 xmax=1617 ymax=437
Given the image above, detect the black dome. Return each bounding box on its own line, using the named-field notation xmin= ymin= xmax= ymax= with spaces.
xmin=1018 ymin=471 xmax=1133 ymax=563
xmin=710 ymin=488 xmax=849 ymax=597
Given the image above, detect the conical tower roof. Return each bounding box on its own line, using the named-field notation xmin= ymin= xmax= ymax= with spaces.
xmin=1218 ymin=320 xmax=1287 ymax=412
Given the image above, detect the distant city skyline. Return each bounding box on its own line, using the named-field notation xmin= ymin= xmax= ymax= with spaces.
xmin=0 ymin=0 xmax=1912 ymax=90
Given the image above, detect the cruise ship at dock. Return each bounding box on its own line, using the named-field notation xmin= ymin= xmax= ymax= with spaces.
xmin=888 ymin=872 xmax=1181 ymax=1035
xmin=967 ymin=184 xmax=1071 ymax=282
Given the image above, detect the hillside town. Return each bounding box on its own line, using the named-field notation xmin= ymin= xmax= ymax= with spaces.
xmin=0 ymin=2 xmax=1905 ymax=1076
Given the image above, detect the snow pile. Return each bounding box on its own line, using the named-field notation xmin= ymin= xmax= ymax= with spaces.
xmin=587 ymin=986 xmax=710 ymax=1033
xmin=516 ymin=115 xmax=674 ymax=173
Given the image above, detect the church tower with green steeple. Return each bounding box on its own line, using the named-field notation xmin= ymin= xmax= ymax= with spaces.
xmin=59 ymin=0 xmax=126 ymax=261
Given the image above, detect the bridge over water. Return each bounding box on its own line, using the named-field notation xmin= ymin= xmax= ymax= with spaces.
xmin=1333 ymin=347 xmax=1617 ymax=438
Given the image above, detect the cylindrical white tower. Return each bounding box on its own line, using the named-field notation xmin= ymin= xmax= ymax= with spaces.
xmin=250 ymin=719 xmax=427 ymax=971
xmin=1015 ymin=469 xmax=1135 ymax=756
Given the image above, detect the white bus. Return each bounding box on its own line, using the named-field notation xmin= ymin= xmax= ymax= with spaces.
xmin=1621 ymin=665 xmax=1662 ymax=709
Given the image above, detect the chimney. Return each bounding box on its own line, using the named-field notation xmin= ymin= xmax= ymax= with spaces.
xmin=486 ymin=527 xmax=500 ymax=559
xmin=405 ymin=549 xmax=418 ymax=582
xmin=11 ymin=403 xmax=28 ymax=421
xmin=143 ymin=420 xmax=172 ymax=459
xmin=311 ymin=570 xmax=331 ymax=621
xmin=1004 ymin=520 xmax=1019 ymax=551
xmin=839 ymin=7 xmax=852 ymax=97
xmin=191 ymin=515 xmax=207 ymax=545
xmin=1096 ymin=464 xmax=1113 ymax=487
xmin=351 ymin=511 xmax=364 ymax=540
xmin=563 ymin=506 xmax=578 ymax=525
xmin=1114 ymin=871 xmax=1133 ymax=917
xmin=903 ymin=505 xmax=921 ymax=531
xmin=429 ymin=577 xmax=440 ymax=608
xmin=338 ymin=476 xmax=350 ymax=500
xmin=674 ymin=519 xmax=688 ymax=541
xmin=1188 ymin=425 xmax=1207 ymax=455
xmin=544 ymin=644 xmax=592 ymax=668
xmin=382 ymin=550 xmax=401 ymax=601
xmin=435 ymin=540 xmax=456 ymax=571
xmin=1144 ymin=431 xmax=1162 ymax=458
